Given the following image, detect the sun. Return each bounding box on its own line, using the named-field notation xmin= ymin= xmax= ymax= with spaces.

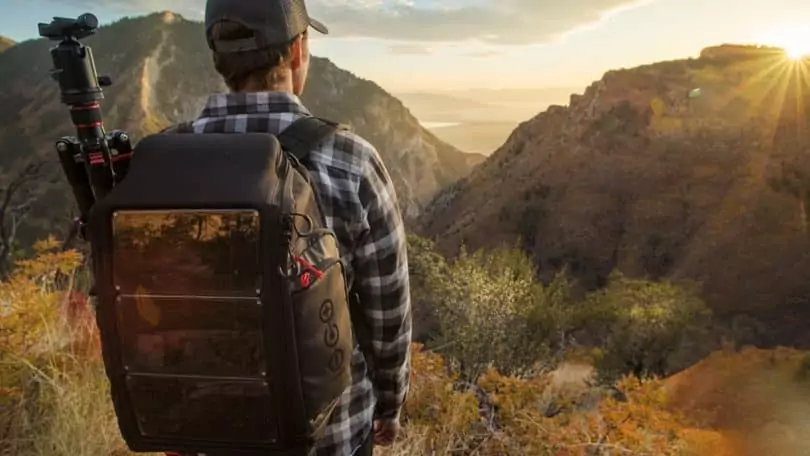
xmin=757 ymin=23 xmax=810 ymax=60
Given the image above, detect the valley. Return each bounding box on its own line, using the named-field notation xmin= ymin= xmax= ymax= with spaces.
xmin=399 ymin=87 xmax=577 ymax=156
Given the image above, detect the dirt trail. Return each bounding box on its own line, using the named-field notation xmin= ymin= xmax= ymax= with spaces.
xmin=139 ymin=22 xmax=176 ymax=117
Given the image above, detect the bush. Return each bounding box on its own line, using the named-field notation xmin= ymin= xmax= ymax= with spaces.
xmin=584 ymin=271 xmax=712 ymax=382
xmin=475 ymin=371 xmax=707 ymax=455
xmin=381 ymin=345 xmax=732 ymax=456
xmin=408 ymin=235 xmax=712 ymax=385
xmin=0 ymin=240 xmax=150 ymax=456
xmin=419 ymin=240 xmax=561 ymax=381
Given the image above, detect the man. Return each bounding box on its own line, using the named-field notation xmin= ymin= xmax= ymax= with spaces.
xmin=173 ymin=0 xmax=412 ymax=455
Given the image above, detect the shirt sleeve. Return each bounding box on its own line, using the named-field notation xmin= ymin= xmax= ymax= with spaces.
xmin=352 ymin=144 xmax=412 ymax=421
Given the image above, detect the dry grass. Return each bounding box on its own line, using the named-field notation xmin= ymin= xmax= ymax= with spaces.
xmin=0 ymin=239 xmax=152 ymax=456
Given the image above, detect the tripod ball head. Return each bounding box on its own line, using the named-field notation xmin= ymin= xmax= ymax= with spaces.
xmin=38 ymin=13 xmax=110 ymax=106
xmin=38 ymin=13 xmax=99 ymax=41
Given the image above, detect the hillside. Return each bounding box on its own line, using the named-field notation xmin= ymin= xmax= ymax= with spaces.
xmin=418 ymin=44 xmax=810 ymax=348
xmin=0 ymin=12 xmax=480 ymax=249
xmin=0 ymin=36 xmax=13 ymax=52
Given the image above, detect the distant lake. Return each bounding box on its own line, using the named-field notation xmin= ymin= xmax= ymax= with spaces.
xmin=420 ymin=121 xmax=462 ymax=129
xmin=416 ymin=120 xmax=520 ymax=156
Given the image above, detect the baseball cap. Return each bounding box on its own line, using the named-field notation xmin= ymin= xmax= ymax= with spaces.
xmin=205 ymin=0 xmax=328 ymax=53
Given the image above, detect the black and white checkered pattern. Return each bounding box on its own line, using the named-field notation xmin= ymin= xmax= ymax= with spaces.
xmin=186 ymin=91 xmax=413 ymax=456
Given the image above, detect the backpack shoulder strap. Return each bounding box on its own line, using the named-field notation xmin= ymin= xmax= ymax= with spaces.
xmin=278 ymin=117 xmax=375 ymax=375
xmin=277 ymin=116 xmax=347 ymax=160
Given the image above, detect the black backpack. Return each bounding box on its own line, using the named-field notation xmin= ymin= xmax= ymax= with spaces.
xmin=87 ymin=116 xmax=369 ymax=455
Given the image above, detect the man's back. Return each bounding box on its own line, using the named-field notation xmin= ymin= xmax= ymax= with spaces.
xmin=183 ymin=90 xmax=412 ymax=455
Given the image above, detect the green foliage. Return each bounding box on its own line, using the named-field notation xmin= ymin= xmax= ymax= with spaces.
xmin=585 ymin=271 xmax=712 ymax=382
xmin=411 ymin=237 xmax=554 ymax=380
xmin=408 ymin=235 xmax=712 ymax=386
xmin=405 ymin=234 xmax=448 ymax=341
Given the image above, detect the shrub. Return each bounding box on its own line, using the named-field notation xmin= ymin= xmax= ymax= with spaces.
xmin=0 ymin=240 xmax=148 ymax=456
xmin=584 ymin=271 xmax=712 ymax=382
xmin=473 ymin=368 xmax=723 ymax=455
xmin=422 ymin=241 xmax=558 ymax=381
xmin=407 ymin=235 xmax=713 ymax=385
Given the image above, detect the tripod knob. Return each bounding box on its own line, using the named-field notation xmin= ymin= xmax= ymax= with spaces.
xmin=77 ymin=13 xmax=99 ymax=30
xmin=98 ymin=75 xmax=112 ymax=86
xmin=56 ymin=139 xmax=71 ymax=153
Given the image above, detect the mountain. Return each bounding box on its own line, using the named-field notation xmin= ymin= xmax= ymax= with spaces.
xmin=417 ymin=44 xmax=810 ymax=347
xmin=0 ymin=11 xmax=480 ymax=249
xmin=0 ymin=36 xmax=14 ymax=53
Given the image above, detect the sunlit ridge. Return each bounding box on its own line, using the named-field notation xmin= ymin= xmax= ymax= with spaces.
xmin=756 ymin=23 xmax=810 ymax=60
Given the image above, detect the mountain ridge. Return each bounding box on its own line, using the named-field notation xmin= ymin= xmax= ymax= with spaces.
xmin=417 ymin=43 xmax=810 ymax=347
xmin=0 ymin=11 xmax=481 ymax=249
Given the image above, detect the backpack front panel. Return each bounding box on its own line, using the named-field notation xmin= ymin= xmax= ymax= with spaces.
xmin=109 ymin=209 xmax=275 ymax=445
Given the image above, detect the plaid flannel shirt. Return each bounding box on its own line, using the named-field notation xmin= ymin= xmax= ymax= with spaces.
xmin=182 ymin=91 xmax=412 ymax=456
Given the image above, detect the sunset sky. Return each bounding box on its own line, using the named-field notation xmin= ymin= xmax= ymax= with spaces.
xmin=2 ymin=0 xmax=810 ymax=92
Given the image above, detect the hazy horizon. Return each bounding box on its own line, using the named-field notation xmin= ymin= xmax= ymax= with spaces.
xmin=4 ymin=0 xmax=810 ymax=93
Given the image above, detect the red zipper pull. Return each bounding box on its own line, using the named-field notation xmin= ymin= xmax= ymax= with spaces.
xmin=293 ymin=255 xmax=323 ymax=289
xmin=295 ymin=256 xmax=324 ymax=280
xmin=300 ymin=271 xmax=312 ymax=288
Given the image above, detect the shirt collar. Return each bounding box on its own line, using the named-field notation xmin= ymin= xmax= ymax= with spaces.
xmin=198 ymin=91 xmax=312 ymax=118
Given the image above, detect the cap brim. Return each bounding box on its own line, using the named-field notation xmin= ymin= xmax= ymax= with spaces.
xmin=309 ymin=17 xmax=328 ymax=34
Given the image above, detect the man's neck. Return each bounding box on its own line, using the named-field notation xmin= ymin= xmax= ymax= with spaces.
xmin=237 ymin=79 xmax=294 ymax=94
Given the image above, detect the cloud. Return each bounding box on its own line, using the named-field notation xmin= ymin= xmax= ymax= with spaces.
xmin=389 ymin=44 xmax=432 ymax=55
xmin=308 ymin=0 xmax=652 ymax=44
xmin=52 ymin=0 xmax=652 ymax=45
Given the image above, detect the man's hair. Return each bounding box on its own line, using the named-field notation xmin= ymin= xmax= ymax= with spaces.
xmin=209 ymin=20 xmax=301 ymax=92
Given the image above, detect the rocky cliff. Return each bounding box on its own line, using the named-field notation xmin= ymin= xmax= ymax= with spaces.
xmin=0 ymin=12 xmax=479 ymax=247
xmin=418 ymin=44 xmax=810 ymax=347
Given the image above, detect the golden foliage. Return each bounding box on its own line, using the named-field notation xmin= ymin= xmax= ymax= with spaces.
xmin=384 ymin=344 xmax=483 ymax=454
xmin=382 ymin=351 xmax=743 ymax=456
xmin=0 ymin=245 xmax=132 ymax=456
xmin=472 ymin=372 xmax=699 ymax=455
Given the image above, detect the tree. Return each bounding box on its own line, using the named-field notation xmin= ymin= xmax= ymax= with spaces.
xmin=0 ymin=160 xmax=49 ymax=278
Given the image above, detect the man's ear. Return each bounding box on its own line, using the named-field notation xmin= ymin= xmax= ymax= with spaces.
xmin=289 ymin=35 xmax=303 ymax=70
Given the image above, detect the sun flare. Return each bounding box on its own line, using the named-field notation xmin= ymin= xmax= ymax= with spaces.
xmin=757 ymin=24 xmax=810 ymax=60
